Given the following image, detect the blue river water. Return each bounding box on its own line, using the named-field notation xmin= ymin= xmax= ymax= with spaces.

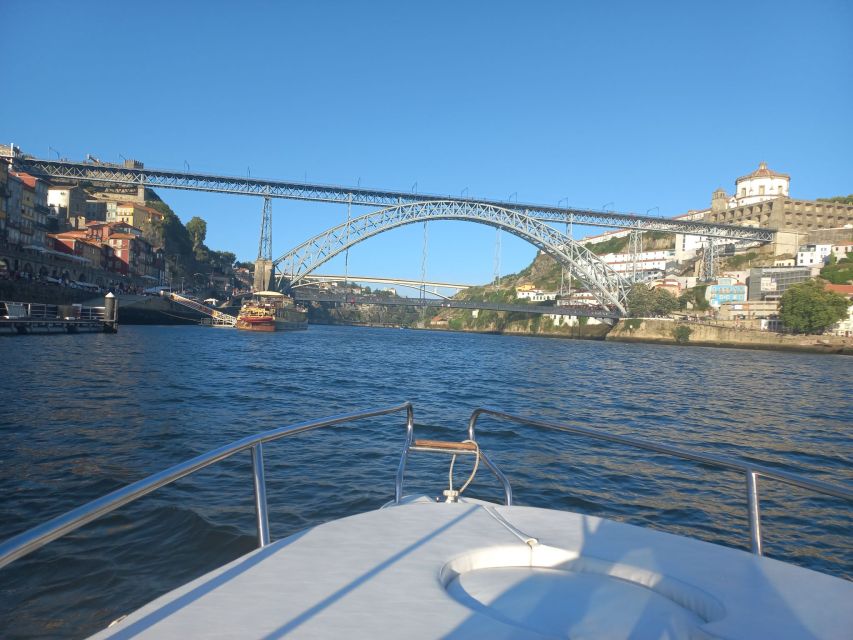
xmin=1 ymin=325 xmax=851 ymax=638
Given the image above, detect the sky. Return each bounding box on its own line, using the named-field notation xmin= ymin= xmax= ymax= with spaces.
xmin=2 ymin=0 xmax=851 ymax=288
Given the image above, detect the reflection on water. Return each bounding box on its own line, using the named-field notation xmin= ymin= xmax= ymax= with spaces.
xmin=0 ymin=325 xmax=850 ymax=638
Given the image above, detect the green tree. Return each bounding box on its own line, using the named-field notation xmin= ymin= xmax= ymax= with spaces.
xmin=627 ymin=284 xmax=678 ymax=317
xmin=779 ymin=280 xmax=850 ymax=334
xmin=672 ymin=325 xmax=692 ymax=343
xmin=186 ymin=216 xmax=207 ymax=249
xmin=820 ymin=254 xmax=853 ymax=285
xmin=147 ymin=200 xmax=193 ymax=259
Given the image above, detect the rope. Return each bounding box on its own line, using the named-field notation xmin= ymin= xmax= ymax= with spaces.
xmin=447 ymin=439 xmax=479 ymax=501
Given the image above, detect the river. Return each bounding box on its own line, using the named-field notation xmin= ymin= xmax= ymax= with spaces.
xmin=1 ymin=325 xmax=851 ymax=638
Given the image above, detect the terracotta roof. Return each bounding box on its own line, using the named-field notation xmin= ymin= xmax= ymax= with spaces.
xmin=737 ymin=162 xmax=790 ymax=182
xmin=52 ymin=230 xmax=88 ymax=239
xmin=11 ymin=172 xmax=38 ymax=188
xmin=825 ymin=284 xmax=853 ymax=297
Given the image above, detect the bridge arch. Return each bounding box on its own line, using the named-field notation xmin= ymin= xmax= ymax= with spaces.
xmin=272 ymin=200 xmax=630 ymax=313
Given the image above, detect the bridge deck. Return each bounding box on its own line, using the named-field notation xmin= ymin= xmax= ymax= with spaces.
xmin=6 ymin=156 xmax=775 ymax=241
xmin=292 ymin=292 xmax=619 ymax=318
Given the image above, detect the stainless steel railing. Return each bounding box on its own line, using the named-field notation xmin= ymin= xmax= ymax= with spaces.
xmin=467 ymin=407 xmax=853 ymax=556
xmin=0 ymin=402 xmax=414 ymax=570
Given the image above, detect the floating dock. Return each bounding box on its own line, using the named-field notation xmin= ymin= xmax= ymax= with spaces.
xmin=0 ymin=294 xmax=118 ymax=334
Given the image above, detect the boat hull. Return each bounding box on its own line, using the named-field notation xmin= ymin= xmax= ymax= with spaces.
xmin=236 ymin=316 xmax=275 ymax=331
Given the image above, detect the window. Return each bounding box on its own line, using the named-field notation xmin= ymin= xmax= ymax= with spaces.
xmin=740 ymin=188 xmax=746 ymax=196
xmin=759 ymin=185 xmax=765 ymax=195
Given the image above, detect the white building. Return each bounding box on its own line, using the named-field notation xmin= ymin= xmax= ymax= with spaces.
xmin=831 ymin=243 xmax=852 ymax=261
xmin=517 ymin=289 xmax=558 ymax=302
xmin=599 ymin=249 xmax=675 ymax=280
xmin=732 ymin=162 xmax=790 ymax=207
xmin=673 ymin=209 xmax=709 ymax=262
xmin=796 ymin=244 xmax=832 ymax=267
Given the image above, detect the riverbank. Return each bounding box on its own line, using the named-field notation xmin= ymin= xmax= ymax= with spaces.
xmin=606 ymin=318 xmax=853 ymax=355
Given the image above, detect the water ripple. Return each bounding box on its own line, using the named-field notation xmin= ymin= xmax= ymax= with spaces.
xmin=0 ymin=325 xmax=850 ymax=638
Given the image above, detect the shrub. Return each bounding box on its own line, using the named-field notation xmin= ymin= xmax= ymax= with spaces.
xmin=672 ymin=325 xmax=692 ymax=343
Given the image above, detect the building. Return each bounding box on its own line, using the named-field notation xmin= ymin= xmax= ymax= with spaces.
xmin=107 ymin=201 xmax=164 ymax=229
xmin=4 ymin=173 xmax=23 ymax=245
xmin=599 ymin=249 xmax=676 ymax=281
xmin=705 ymin=277 xmax=747 ymax=308
xmin=516 ymin=288 xmax=558 ymax=302
xmin=580 ymin=228 xmax=631 ymax=248
xmin=0 ymin=160 xmax=7 ymax=239
xmin=796 ymin=244 xmax=832 ymax=267
xmin=718 ymin=300 xmax=779 ymax=320
xmin=50 ymin=231 xmax=109 ymax=270
xmin=650 ymin=278 xmax=683 ymax=296
xmin=673 ymin=210 xmax=709 ymax=262
xmin=747 ymin=267 xmax=811 ymax=301
xmin=831 ymin=243 xmax=852 ymax=261
xmin=11 ymin=172 xmax=49 ymax=249
xmin=48 ymin=186 xmax=89 ymax=229
xmin=825 ymin=284 xmax=853 ymax=337
xmin=731 ymin=162 xmax=790 ymax=207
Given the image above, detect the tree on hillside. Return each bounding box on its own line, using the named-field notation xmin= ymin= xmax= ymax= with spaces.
xmin=186 ymin=216 xmax=207 ymax=249
xmin=820 ymin=254 xmax=853 ymax=285
xmin=147 ymin=200 xmax=193 ymax=258
xmin=779 ymin=280 xmax=850 ymax=334
xmin=627 ymin=284 xmax=678 ymax=317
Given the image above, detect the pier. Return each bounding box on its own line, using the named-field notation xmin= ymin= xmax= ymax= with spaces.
xmin=0 ymin=294 xmax=118 ymax=334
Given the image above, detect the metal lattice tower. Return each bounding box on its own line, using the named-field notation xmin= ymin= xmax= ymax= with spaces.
xmin=493 ymin=228 xmax=502 ymax=289
xmin=701 ymin=239 xmax=718 ymax=281
xmin=420 ymin=221 xmax=429 ymax=300
xmin=629 ymin=229 xmax=642 ymax=283
xmin=258 ymin=196 xmax=273 ymax=262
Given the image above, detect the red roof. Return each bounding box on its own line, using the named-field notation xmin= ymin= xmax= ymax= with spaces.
xmin=825 ymin=284 xmax=853 ymax=297
xmin=11 ymin=172 xmax=38 ymax=188
xmin=737 ymin=162 xmax=789 ymax=182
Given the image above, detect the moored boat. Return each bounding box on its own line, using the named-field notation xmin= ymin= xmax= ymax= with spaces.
xmin=236 ymin=291 xmax=307 ymax=332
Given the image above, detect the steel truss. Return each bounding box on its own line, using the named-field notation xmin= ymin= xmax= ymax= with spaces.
xmin=273 ymin=200 xmax=631 ymax=313
xmin=8 ymin=157 xmax=775 ymax=241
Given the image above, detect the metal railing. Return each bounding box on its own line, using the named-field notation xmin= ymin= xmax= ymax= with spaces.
xmin=0 ymin=301 xmax=106 ymax=321
xmin=467 ymin=408 xmax=853 ymax=556
xmin=394 ymin=423 xmax=513 ymax=506
xmin=0 ymin=402 xmax=413 ymax=570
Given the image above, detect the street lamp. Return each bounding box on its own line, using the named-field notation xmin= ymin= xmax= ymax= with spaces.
xmin=646 ymin=206 xmax=660 ymax=217
xmin=602 ymin=202 xmax=614 ymax=212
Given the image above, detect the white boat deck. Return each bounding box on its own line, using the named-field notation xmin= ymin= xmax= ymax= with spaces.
xmin=93 ymin=497 xmax=853 ymax=639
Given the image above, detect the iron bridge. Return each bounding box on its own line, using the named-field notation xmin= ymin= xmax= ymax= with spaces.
xmin=6 ymin=155 xmax=776 ymax=241
xmin=292 ymin=291 xmax=618 ymax=319
xmin=275 ymin=200 xmax=631 ymax=314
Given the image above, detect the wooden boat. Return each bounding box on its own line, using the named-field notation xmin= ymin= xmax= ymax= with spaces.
xmin=236 ymin=291 xmax=307 ymax=332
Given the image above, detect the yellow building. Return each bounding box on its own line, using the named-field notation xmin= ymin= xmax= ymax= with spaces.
xmin=113 ymin=202 xmax=164 ymax=229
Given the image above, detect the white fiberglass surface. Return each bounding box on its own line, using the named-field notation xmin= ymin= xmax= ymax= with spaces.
xmin=447 ymin=566 xmax=702 ymax=639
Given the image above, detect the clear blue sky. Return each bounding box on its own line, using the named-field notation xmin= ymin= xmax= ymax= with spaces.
xmin=2 ymin=0 xmax=851 ymax=287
